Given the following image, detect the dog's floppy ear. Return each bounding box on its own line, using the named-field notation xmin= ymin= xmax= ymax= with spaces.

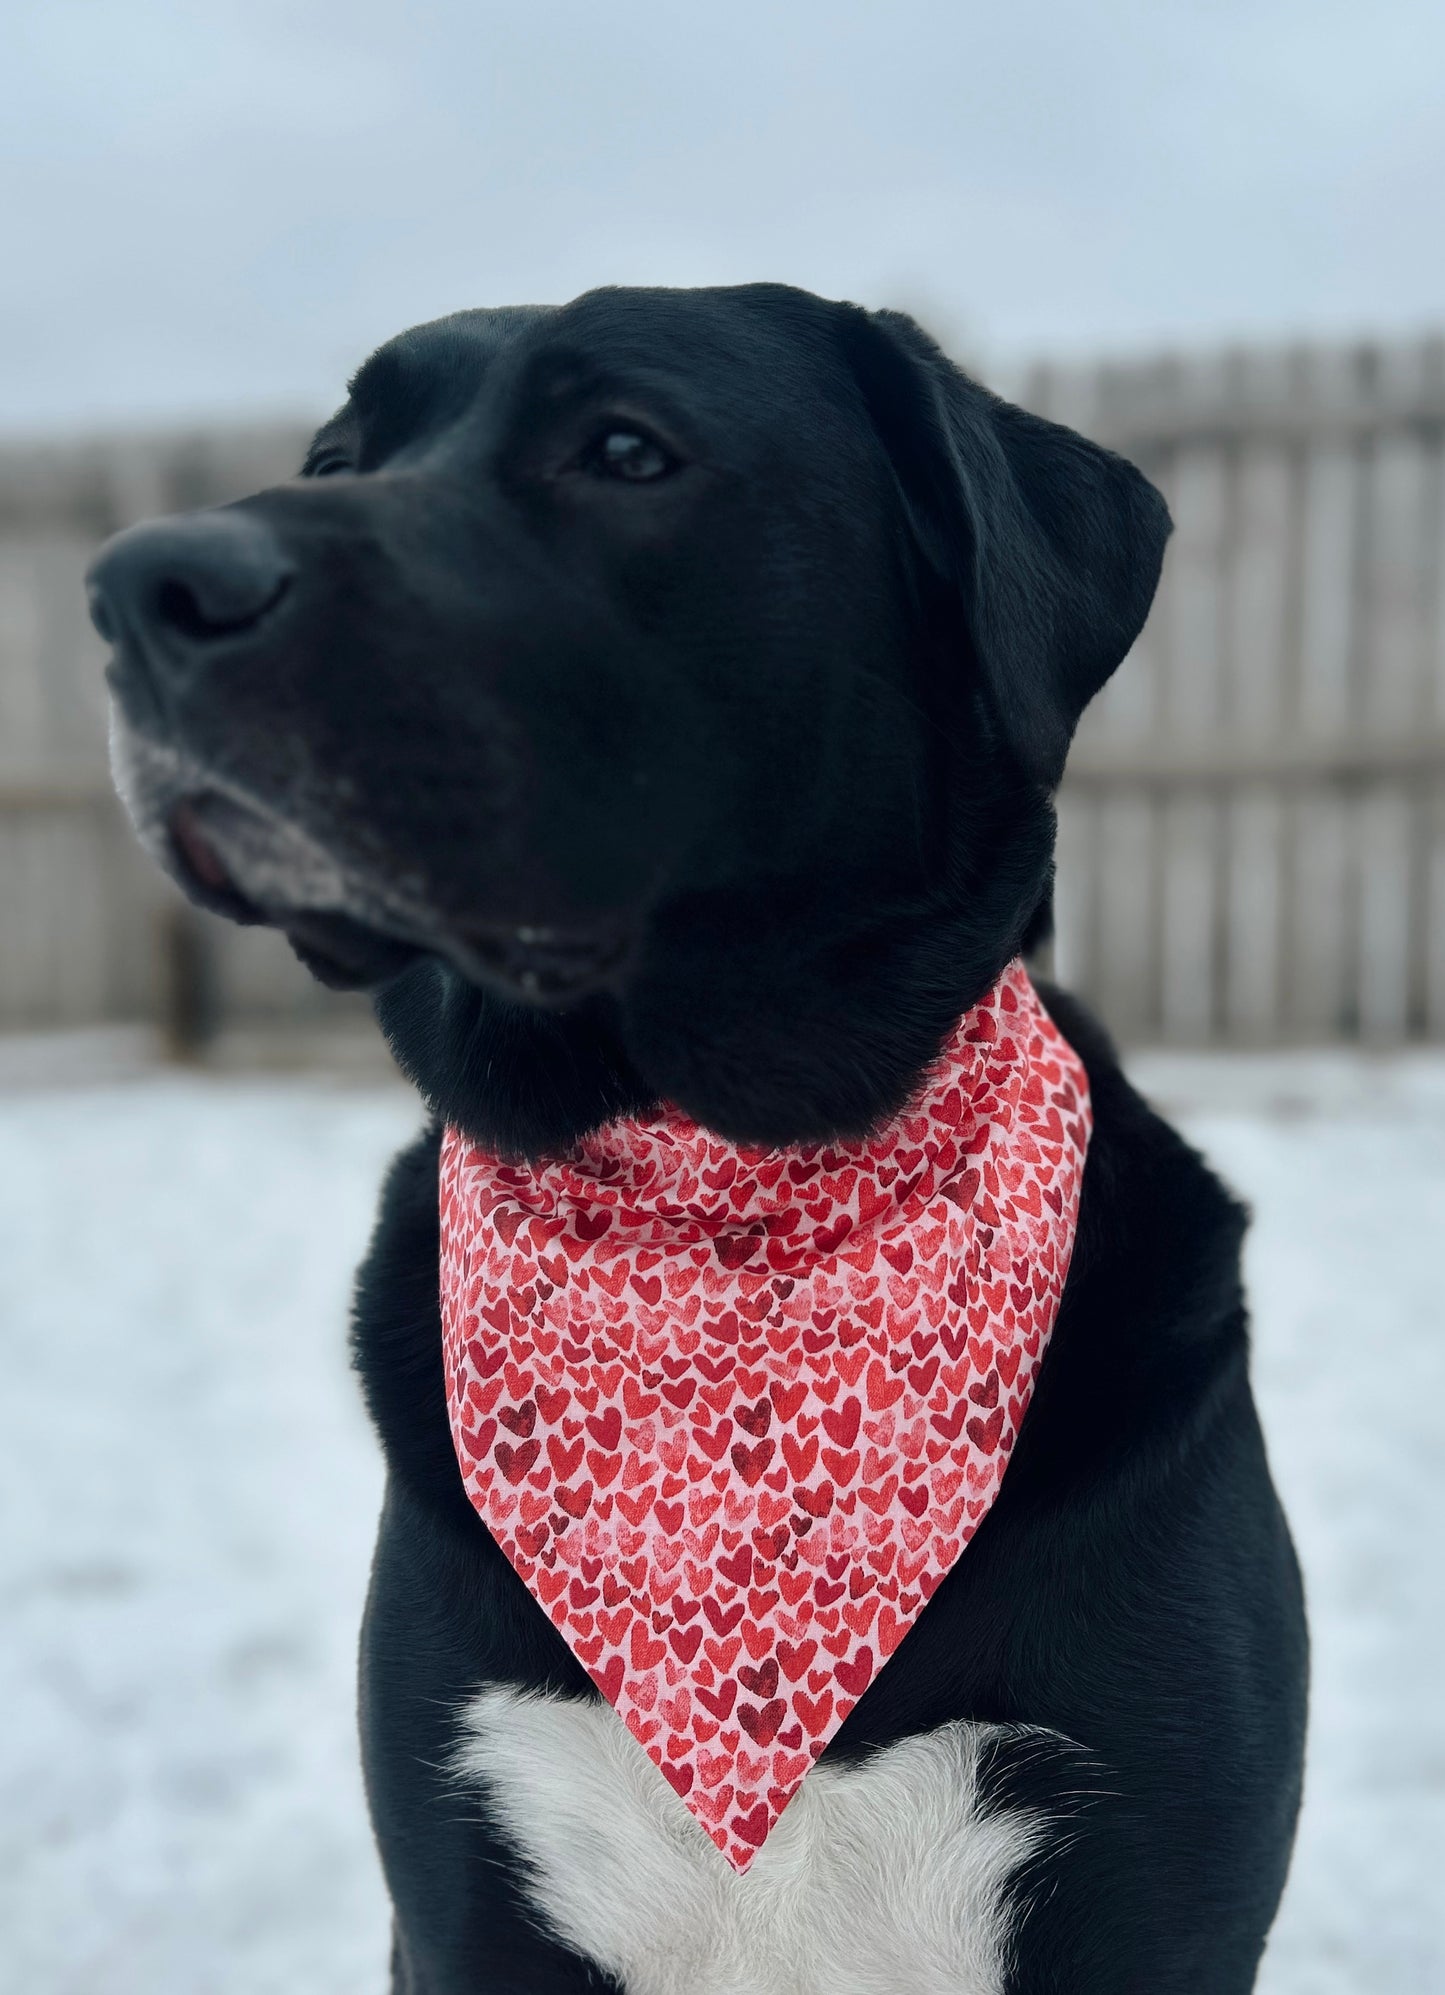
xmin=839 ymin=306 xmax=1171 ymax=787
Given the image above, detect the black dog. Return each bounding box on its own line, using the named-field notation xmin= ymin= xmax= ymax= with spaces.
xmin=89 ymin=285 xmax=1306 ymax=1993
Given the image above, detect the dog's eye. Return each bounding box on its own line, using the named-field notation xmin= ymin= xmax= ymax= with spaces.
xmin=588 ymin=429 xmax=674 ymax=483
xmin=305 ymin=454 xmax=353 ymax=479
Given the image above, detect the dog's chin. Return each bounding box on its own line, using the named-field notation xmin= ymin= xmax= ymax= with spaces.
xmin=278 ymin=907 xmax=634 ymax=1006
xmin=280 ymin=910 xmax=424 ymax=992
xmin=162 ymin=796 xmax=423 ymax=991
xmin=164 ymin=795 xmax=631 ymax=1006
xmin=443 ymin=920 xmax=635 ymax=1008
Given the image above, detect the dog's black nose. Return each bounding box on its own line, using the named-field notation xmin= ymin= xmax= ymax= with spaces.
xmin=87 ymin=510 xmax=294 ymax=665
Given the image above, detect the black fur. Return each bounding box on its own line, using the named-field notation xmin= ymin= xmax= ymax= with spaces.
xmin=89 ymin=283 xmax=1305 ymax=1992
xmin=352 ymin=996 xmax=1305 ymax=1994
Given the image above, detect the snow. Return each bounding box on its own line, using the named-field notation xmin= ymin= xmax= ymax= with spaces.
xmin=1130 ymin=1052 xmax=1445 ymax=1995
xmin=0 ymin=1075 xmax=414 ymax=1994
xmin=1 ymin=1049 xmax=1441 ymax=1993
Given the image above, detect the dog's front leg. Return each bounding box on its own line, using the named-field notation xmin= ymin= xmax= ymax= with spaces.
xmin=361 ymin=1477 xmax=623 ymax=1995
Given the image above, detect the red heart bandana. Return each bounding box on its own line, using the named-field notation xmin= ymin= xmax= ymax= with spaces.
xmin=440 ymin=959 xmax=1090 ymax=1870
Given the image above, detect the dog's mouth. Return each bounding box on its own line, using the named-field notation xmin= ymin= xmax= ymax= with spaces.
xmin=166 ymin=796 xmax=632 ymax=1003
xmin=167 ymin=797 xmax=423 ymax=990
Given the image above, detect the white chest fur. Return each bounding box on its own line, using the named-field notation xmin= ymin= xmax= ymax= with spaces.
xmin=453 ymin=1687 xmax=1058 ymax=1995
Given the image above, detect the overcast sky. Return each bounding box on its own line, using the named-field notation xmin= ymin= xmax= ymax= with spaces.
xmin=4 ymin=0 xmax=1443 ymax=434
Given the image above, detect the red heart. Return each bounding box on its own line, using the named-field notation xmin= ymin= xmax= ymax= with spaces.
xmin=969 ymin=1369 xmax=999 ymax=1409
xmin=586 ymin=1406 xmax=622 ymax=1449
xmin=781 ymin=1432 xmax=818 ymax=1479
xmin=738 ymin=1654 xmax=779 ymax=1696
xmin=864 ymin=1362 xmax=904 ymax=1411
xmin=669 ymin=1625 xmax=703 ymax=1664
xmin=771 ymin=1380 xmax=808 ymax=1422
xmin=738 ymin=1698 xmax=786 ymax=1747
xmin=697 ymin=1679 xmax=738 ymax=1721
xmin=717 ymin=1543 xmax=753 ymax=1587
xmin=466 ymin=1339 xmax=508 ymax=1380
xmin=821 ymin=1397 xmax=861 ymax=1447
xmin=662 ymin=1759 xmax=694 ymax=1796
xmin=714 ymin=1233 xmax=762 ymax=1269
xmin=494 ymin=1439 xmax=539 ymax=1483
xmin=459 ymin=1419 xmax=497 ymax=1461
xmin=931 ymin=1403 xmax=967 ymax=1442
xmin=731 ymin=1802 xmax=771 ymax=1848
xmin=966 ymin=1406 xmax=1005 ymax=1453
xmin=731 ymin=1439 xmax=775 ymax=1486
xmin=630 ymin=1623 xmax=666 ymax=1670
xmin=546 ymin=1436 xmax=583 ymax=1478
xmin=536 ymin=1383 xmax=571 ymax=1422
xmin=834 ymin=1646 xmax=874 ymax=1699
xmin=494 ymin=1207 xmax=528 ymax=1246
xmin=793 ymin=1687 xmax=833 ymax=1731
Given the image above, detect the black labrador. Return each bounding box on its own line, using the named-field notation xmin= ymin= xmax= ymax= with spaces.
xmin=88 ymin=284 xmax=1306 ymax=1994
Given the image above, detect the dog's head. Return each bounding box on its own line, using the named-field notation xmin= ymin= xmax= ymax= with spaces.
xmin=90 ymin=285 xmax=1168 ymax=1153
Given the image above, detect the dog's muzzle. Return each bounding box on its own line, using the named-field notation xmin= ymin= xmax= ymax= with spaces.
xmin=89 ymin=511 xmax=635 ymax=1003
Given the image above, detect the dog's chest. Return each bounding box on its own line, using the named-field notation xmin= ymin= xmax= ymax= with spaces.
xmin=455 ymin=1687 xmax=1051 ymax=1995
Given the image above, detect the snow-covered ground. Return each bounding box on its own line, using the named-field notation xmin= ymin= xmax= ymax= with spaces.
xmin=1 ymin=1047 xmax=1441 ymax=1993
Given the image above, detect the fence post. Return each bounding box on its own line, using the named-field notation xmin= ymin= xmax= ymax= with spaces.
xmin=157 ymin=902 xmax=216 ymax=1059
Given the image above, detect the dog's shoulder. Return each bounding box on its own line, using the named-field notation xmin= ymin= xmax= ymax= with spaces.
xmin=1036 ymin=976 xmax=1252 ymax=1394
xmin=903 ymin=983 xmax=1307 ymax=1992
xmin=349 ymin=1119 xmax=475 ymax=1524
xmin=1038 ymin=976 xmax=1249 ymax=1291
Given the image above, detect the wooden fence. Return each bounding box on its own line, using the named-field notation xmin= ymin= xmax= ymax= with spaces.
xmin=0 ymin=424 xmax=339 ymax=1040
xmin=1004 ymin=339 xmax=1445 ymax=1043
xmin=1 ymin=334 xmax=1443 ymax=1047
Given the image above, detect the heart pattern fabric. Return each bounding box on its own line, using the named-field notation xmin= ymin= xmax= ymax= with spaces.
xmin=440 ymin=959 xmax=1090 ymax=1871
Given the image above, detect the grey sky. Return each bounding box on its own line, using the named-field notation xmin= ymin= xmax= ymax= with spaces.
xmin=4 ymin=0 xmax=1443 ymax=434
